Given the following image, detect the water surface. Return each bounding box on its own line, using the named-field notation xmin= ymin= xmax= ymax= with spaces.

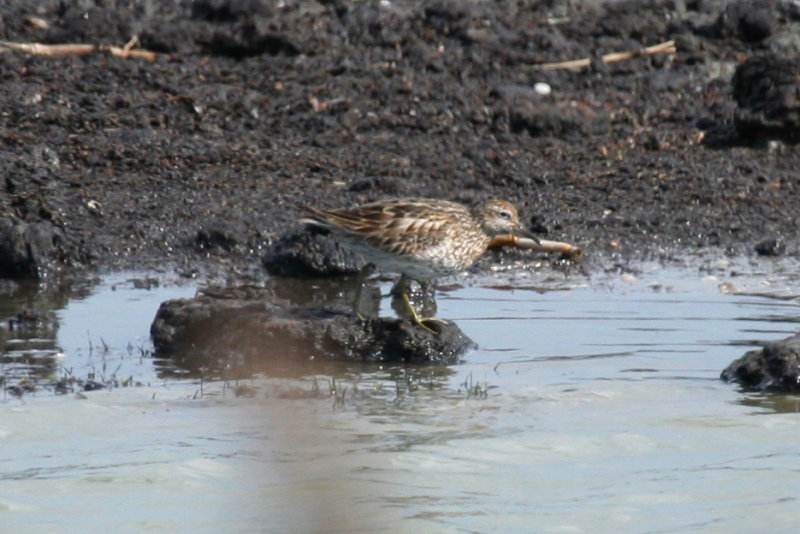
xmin=1 ymin=266 xmax=799 ymax=533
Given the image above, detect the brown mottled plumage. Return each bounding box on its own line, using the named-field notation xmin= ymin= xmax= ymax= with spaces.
xmin=299 ymin=198 xmax=537 ymax=280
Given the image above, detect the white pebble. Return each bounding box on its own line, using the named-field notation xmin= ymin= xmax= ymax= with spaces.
xmin=534 ymin=82 xmax=552 ymax=96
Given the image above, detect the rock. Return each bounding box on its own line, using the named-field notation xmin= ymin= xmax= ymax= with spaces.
xmin=192 ymin=225 xmax=239 ymax=252
xmin=732 ymin=53 xmax=800 ymax=143
xmin=711 ymin=0 xmax=776 ymax=43
xmin=0 ymin=218 xmax=65 ymax=279
xmin=721 ymin=333 xmax=800 ymax=392
xmin=150 ymin=285 xmax=474 ymax=375
xmin=262 ymin=228 xmax=362 ymax=278
xmin=754 ymin=238 xmax=785 ymax=256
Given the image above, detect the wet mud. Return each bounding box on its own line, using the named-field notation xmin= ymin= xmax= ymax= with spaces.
xmin=0 ymin=0 xmax=799 ymax=279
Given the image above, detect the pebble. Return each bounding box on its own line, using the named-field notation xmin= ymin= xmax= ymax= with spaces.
xmin=718 ymin=282 xmax=739 ymax=294
xmin=533 ymin=82 xmax=552 ymax=96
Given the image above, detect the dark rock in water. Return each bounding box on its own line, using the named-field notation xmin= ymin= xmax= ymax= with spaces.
xmin=0 ymin=218 xmax=65 ymax=279
xmin=262 ymin=228 xmax=362 ymax=278
xmin=83 ymin=380 xmax=107 ymax=392
xmin=721 ymin=333 xmax=800 ymax=392
xmin=754 ymin=238 xmax=785 ymax=256
xmin=150 ymin=286 xmax=474 ymax=374
xmin=732 ymin=53 xmax=800 ymax=143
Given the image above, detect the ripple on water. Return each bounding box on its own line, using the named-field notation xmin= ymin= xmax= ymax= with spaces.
xmin=1 ymin=266 xmax=800 ymax=532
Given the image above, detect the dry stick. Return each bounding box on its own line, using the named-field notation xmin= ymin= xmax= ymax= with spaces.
xmin=0 ymin=40 xmax=157 ymax=61
xmin=122 ymin=35 xmax=138 ymax=52
xmin=489 ymin=234 xmax=583 ymax=259
xmin=534 ymin=39 xmax=676 ymax=71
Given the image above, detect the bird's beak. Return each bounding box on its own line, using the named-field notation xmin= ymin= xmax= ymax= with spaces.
xmin=515 ymin=226 xmax=541 ymax=245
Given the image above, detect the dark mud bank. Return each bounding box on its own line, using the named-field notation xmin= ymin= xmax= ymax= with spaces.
xmin=1 ymin=0 xmax=800 ymax=281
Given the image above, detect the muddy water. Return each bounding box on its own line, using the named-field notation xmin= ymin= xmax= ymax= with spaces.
xmin=1 ymin=265 xmax=800 ymax=533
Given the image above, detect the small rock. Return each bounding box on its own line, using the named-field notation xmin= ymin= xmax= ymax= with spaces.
xmin=83 ymin=381 xmax=106 ymax=392
xmin=718 ymin=282 xmax=739 ymax=294
xmin=721 ymin=333 xmax=800 ymax=392
xmin=193 ymin=226 xmax=239 ymax=252
xmin=262 ymin=228 xmax=362 ymax=278
xmin=732 ymin=53 xmax=800 ymax=143
xmin=533 ymin=82 xmax=552 ymax=96
xmin=754 ymin=238 xmax=785 ymax=256
xmin=712 ymin=0 xmax=776 ymax=43
xmin=0 ymin=218 xmax=65 ymax=279
xmin=132 ymin=277 xmax=160 ymax=290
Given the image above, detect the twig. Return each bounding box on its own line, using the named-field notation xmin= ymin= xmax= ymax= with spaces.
xmin=0 ymin=39 xmax=157 ymax=61
xmin=489 ymin=234 xmax=582 ymax=259
xmin=122 ymin=35 xmax=138 ymax=52
xmin=534 ymin=39 xmax=676 ymax=71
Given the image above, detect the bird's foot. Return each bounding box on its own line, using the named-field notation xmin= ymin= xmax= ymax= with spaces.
xmin=401 ymin=293 xmax=449 ymax=334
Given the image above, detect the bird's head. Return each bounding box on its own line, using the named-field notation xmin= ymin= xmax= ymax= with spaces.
xmin=477 ymin=200 xmax=539 ymax=242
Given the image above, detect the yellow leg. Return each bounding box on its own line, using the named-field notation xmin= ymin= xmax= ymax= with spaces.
xmin=401 ymin=292 xmax=448 ymax=334
xmin=352 ymin=264 xmax=376 ymax=320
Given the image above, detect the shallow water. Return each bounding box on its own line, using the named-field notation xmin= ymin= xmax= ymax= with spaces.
xmin=1 ymin=265 xmax=800 ymax=533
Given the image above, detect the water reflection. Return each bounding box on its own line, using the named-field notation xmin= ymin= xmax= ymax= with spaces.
xmin=737 ymin=393 xmax=800 ymax=414
xmin=2 ymin=268 xmax=800 ymax=533
xmin=1 ymin=274 xmax=196 ymax=397
xmin=253 ymin=273 xmax=439 ymax=321
xmin=1 ymin=280 xmax=70 ymax=391
xmin=2 ymin=270 xmax=800 ymax=400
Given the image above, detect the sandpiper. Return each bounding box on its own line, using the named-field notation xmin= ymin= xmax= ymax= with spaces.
xmin=299 ymin=197 xmax=538 ymax=330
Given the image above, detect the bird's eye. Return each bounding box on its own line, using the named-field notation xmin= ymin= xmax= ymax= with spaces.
xmin=499 ymin=210 xmax=511 ymax=219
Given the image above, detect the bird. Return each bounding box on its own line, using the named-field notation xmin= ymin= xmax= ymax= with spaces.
xmin=298 ymin=197 xmax=538 ymax=331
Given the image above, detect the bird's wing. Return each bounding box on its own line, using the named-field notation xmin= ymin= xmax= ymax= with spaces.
xmin=298 ymin=202 xmax=458 ymax=257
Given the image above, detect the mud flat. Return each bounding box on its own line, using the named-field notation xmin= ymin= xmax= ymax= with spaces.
xmin=0 ymin=0 xmax=798 ymax=280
